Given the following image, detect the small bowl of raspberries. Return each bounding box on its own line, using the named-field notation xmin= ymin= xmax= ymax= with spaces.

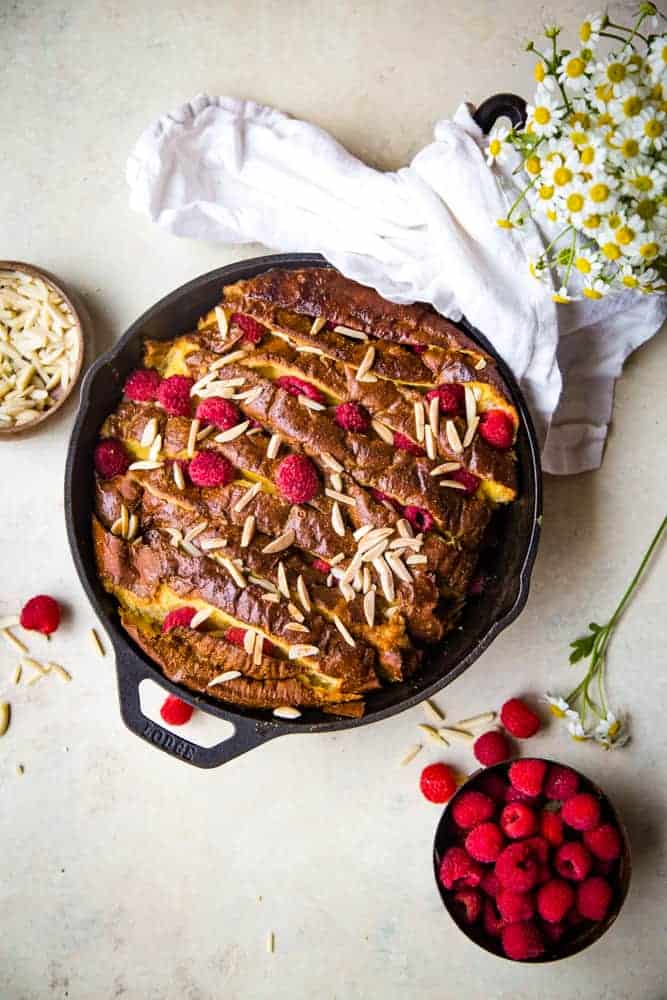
xmin=433 ymin=758 xmax=630 ymax=962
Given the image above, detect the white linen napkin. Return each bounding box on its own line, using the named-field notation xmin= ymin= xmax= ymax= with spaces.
xmin=126 ymin=94 xmax=667 ymax=474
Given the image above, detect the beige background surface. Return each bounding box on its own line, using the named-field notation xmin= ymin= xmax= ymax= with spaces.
xmin=1 ymin=2 xmax=666 ymax=998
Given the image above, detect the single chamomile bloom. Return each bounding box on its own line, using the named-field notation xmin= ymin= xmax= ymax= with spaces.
xmin=559 ymin=183 xmax=589 ymax=220
xmin=608 ymin=82 xmax=646 ymax=123
xmin=544 ymin=693 xmax=571 ymax=717
xmin=486 ymin=123 xmax=511 ymax=165
xmin=566 ymin=713 xmax=591 ymax=741
xmin=636 ymin=266 xmax=661 ymax=289
xmin=542 ymin=146 xmax=580 ymax=192
xmin=646 ymin=36 xmax=667 ymax=83
xmin=623 ymin=163 xmax=662 ymax=196
xmin=579 ymin=12 xmax=602 ymax=48
xmin=628 ymin=231 xmax=661 ymax=265
xmin=607 ymin=121 xmax=643 ymax=165
xmin=582 ymin=276 xmax=608 ymax=299
xmin=552 ymin=284 xmax=573 ymax=304
xmin=586 ymin=178 xmax=618 ymax=213
xmin=593 ymin=53 xmax=640 ymax=98
xmin=558 ymin=52 xmax=589 ymax=93
xmin=526 ymin=82 xmax=565 ymax=137
xmin=572 ymin=246 xmax=602 ymax=277
xmin=594 ymin=712 xmax=629 ymax=749
xmin=636 ymin=108 xmax=666 ymax=151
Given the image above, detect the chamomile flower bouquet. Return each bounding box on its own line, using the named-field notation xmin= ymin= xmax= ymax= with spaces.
xmin=490 ymin=4 xmax=667 ymax=302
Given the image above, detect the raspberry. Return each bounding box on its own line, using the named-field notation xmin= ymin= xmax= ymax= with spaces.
xmin=451 ymin=467 xmax=480 ymax=495
xmin=577 ymin=876 xmax=613 ymax=921
xmin=157 ymin=375 xmax=193 ymax=417
xmin=276 ymin=375 xmax=325 ymax=404
xmin=369 ymin=488 xmax=402 ymax=512
xmin=562 ymin=793 xmax=601 ymax=832
xmin=275 ymin=453 xmax=320 ymax=503
xmin=225 ymin=626 xmax=276 ymax=657
xmin=501 ymin=921 xmax=544 ymax=961
xmin=554 ymin=842 xmax=593 ymax=882
xmin=477 ymin=772 xmax=508 ymax=804
xmin=540 ymin=809 xmax=565 ymax=847
xmin=451 ymin=790 xmax=495 ymax=830
xmin=497 ymin=888 xmax=535 ymax=924
xmin=483 ymin=899 xmax=504 ymax=937
xmin=439 ymin=846 xmax=483 ymax=890
xmin=230 ymin=313 xmax=266 ymax=344
xmin=500 ymin=697 xmax=541 ymax=738
xmin=426 ymin=383 xmax=464 ymax=415
xmin=124 ymin=368 xmax=162 ymax=402
xmin=403 ymin=505 xmax=434 ymax=534
xmin=495 ymin=842 xmax=540 ymax=892
xmin=523 ymin=835 xmax=550 ymax=865
xmin=474 ymin=729 xmax=510 ymax=767
xmin=509 ymin=759 xmax=547 ymax=798
xmin=162 ymin=607 xmax=197 ymax=632
xmin=419 ymin=762 xmax=457 ymax=803
xmin=480 ymin=870 xmax=500 ymax=898
xmin=195 ymin=397 xmax=241 ymax=430
xmin=451 ymin=889 xmax=482 ymax=925
xmin=393 ymin=432 xmax=425 ymax=456
xmin=94 ymin=438 xmax=130 ymax=479
xmin=544 ymin=764 xmax=580 ymax=801
xmin=334 ymin=401 xmax=370 ymax=433
xmin=311 ymin=558 xmax=331 ymax=574
xmin=583 ymin=824 xmax=623 ymax=862
xmin=159 ymin=694 xmax=194 ymax=726
xmin=478 ymin=409 xmax=515 ymax=450
xmin=465 ymin=821 xmax=505 ymax=863
xmin=20 ymin=595 xmax=61 ymax=635
xmin=505 ymin=785 xmax=539 ymax=805
xmin=537 ymin=878 xmax=575 ymax=923
xmin=188 ymin=452 xmax=235 ymax=488
xmin=500 ymin=802 xmax=537 ymax=840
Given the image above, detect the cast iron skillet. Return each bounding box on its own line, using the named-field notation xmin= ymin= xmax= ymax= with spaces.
xmin=65 ymin=94 xmax=539 ymax=768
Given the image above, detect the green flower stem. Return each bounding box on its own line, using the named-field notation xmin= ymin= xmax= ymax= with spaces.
xmin=505 ymin=173 xmax=539 ymax=220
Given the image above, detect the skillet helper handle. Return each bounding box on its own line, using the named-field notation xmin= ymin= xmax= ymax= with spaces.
xmin=472 ymin=93 xmax=527 ymax=134
xmin=115 ymin=647 xmax=275 ymax=768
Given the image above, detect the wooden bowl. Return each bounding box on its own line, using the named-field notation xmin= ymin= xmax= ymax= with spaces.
xmin=0 ymin=260 xmax=85 ymax=435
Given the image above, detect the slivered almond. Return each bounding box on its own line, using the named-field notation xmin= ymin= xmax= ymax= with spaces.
xmin=253 ymin=634 xmax=263 ymax=665
xmin=180 ymin=539 xmax=201 ymax=558
xmin=128 ymin=460 xmax=163 ymax=471
xmin=353 ymin=523 xmax=373 ymax=542
xmin=406 ymin=553 xmax=428 ymax=565
xmin=240 ymin=514 xmax=256 ymax=548
xmin=414 ymin=401 xmax=425 ymax=443
xmin=190 ymin=607 xmax=213 ymax=629
xmin=186 ymin=419 xmax=200 ymax=457
xmin=216 ymin=377 xmax=247 ymax=388
xmin=339 ymin=580 xmax=355 ymax=602
xmin=197 ymin=383 xmax=235 ymax=399
xmin=455 ymin=711 xmax=496 ymax=728
xmin=331 ymin=502 xmax=345 ymax=538
xmin=330 ymin=553 xmax=345 ymax=566
xmin=215 ymin=306 xmax=228 ymax=336
xmin=424 ymin=424 xmax=436 ymax=460
xmin=463 ymin=416 xmax=480 ymax=448
xmin=400 ymin=744 xmax=423 ymax=766
xmin=273 ymin=706 xmax=301 ymax=719
xmin=363 ymin=587 xmax=375 ymax=627
xmin=439 ymin=479 xmax=467 ymax=491
xmin=243 ymin=629 xmax=256 ymax=654
xmin=356 ymin=345 xmax=375 ymax=381
xmin=464 ymin=384 xmax=477 ymax=427
xmin=310 ymin=316 xmax=326 ymax=335
xmin=296 ymin=345 xmax=325 ymax=356
xmin=396 ymin=518 xmax=413 ymax=538
xmin=362 ymin=566 xmax=372 ymax=593
xmin=234 ymin=386 xmax=263 ymax=404
xmin=445 ymin=420 xmax=463 ymax=454
xmin=234 ymin=481 xmax=261 ymax=513
xmin=418 ymin=724 xmax=449 ymax=746
xmin=325 ymin=488 xmax=355 ymax=507
xmin=430 ymin=461 xmax=462 ymax=476
xmin=249 ymin=576 xmax=278 ymax=593
xmin=173 ymin=462 xmax=185 ymax=490
xmin=49 ymin=663 xmax=72 ymax=682
xmin=298 ymin=394 xmax=326 ymax=412
xmin=261 ymin=593 xmax=280 ymax=604
xmin=296 ymin=575 xmax=311 ymax=613
xmin=184 ymin=521 xmax=208 ymax=543
xmin=277 ymin=561 xmax=290 ymax=599
xmin=126 ymin=513 xmax=139 ymax=541
xmin=140 ymin=417 xmax=158 ymax=448
xmin=356 ymin=371 xmax=377 ymax=384
xmin=321 ymin=452 xmax=343 ymax=473
xmin=361 ymin=539 xmax=388 ymax=563
xmin=334 ymin=324 xmax=368 ymax=341
xmin=191 ymin=372 xmax=217 ymax=395
xmin=372 ymin=556 xmax=395 ymax=602
xmin=285 ymin=621 xmax=309 ymax=633
xmin=385 ymin=552 xmax=412 ymax=584
xmin=21 ymin=655 xmax=48 ymax=675
xmin=262 ymin=530 xmax=295 ymax=555
xmin=440 ymin=726 xmax=475 ymax=744
xmin=429 ymin=395 xmax=440 ymax=438
xmin=339 ymin=553 xmax=362 ymax=587
xmin=358 ymin=526 xmax=394 ymax=548
xmin=288 ymin=644 xmax=319 ymax=660
xmin=352 ymin=568 xmax=363 ymax=592
xmin=208 ymin=670 xmax=241 ymax=687
xmin=330 ymin=472 xmax=343 ymax=493
xmin=214 ymin=420 xmax=249 ymax=443
xmin=166 ymin=527 xmax=182 ymax=545
xmin=200 ymin=537 xmax=227 ymax=551
xmin=0 ymin=703 xmax=10 ymax=737
xmin=333 ymin=615 xmax=355 ymax=647
xmin=110 ymin=517 xmax=123 ymax=537
xmin=210 ymin=348 xmax=249 ymax=369
xmin=388 ymin=536 xmax=421 ymax=551
xmin=371 ymin=419 xmax=394 ymax=445
xmin=474 ymin=357 xmax=487 ymax=370
xmin=221 ymin=558 xmax=246 ymax=587
xmin=266 ymin=433 xmax=282 ymax=460
xmin=90 ymin=628 xmax=105 ymax=657
xmin=287 ymin=602 xmax=304 ymax=623
xmin=12 ymin=665 xmax=21 ymax=685
xmin=120 ymin=504 xmax=129 ymax=538
xmin=423 ymin=699 xmax=445 ymax=723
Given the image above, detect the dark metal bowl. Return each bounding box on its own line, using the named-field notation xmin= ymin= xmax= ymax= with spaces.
xmin=433 ymin=759 xmax=632 ymax=962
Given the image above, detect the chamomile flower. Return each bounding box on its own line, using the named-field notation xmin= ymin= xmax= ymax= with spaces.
xmin=526 ymin=83 xmax=565 ymax=137
xmin=636 ymin=108 xmax=666 ymax=151
xmin=566 ymin=713 xmax=591 ymax=741
xmin=579 ymin=12 xmax=602 ymax=48
xmin=558 ymin=52 xmax=590 ymax=93
xmin=586 ymin=177 xmax=618 ymax=213
xmin=486 ymin=123 xmax=511 ymax=165
xmin=628 ymin=230 xmax=661 ymax=264
xmin=543 ymin=146 xmax=580 ymax=192
xmin=552 ymin=285 xmax=573 ymax=303
xmin=572 ymin=246 xmax=602 ymax=278
xmin=544 ymin=693 xmax=571 ymax=718
xmin=593 ymin=53 xmax=640 ymax=98
xmin=646 ymin=37 xmax=667 ymax=83
xmin=608 ymin=121 xmax=643 ymax=165
xmin=635 ymin=266 xmax=661 ymax=289
xmin=608 ymin=82 xmax=646 ymax=123
xmin=559 ymin=183 xmax=589 ymax=220
xmin=582 ymin=276 xmax=608 ymax=299
xmin=594 ymin=712 xmax=630 ymax=749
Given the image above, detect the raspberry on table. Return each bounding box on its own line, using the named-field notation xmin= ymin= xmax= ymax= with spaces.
xmin=495 ymin=842 xmax=540 ymax=893
xmin=334 ymin=401 xmax=370 ymax=433
xmin=159 ymin=694 xmax=194 ymax=726
xmin=562 ymin=793 xmax=601 ymax=832
xmin=188 ymin=452 xmax=235 ymax=488
xmin=500 ymin=697 xmax=541 ymax=738
xmin=474 ymin=729 xmax=511 ymax=767
xmin=451 ymin=889 xmax=482 ymax=925
xmin=419 ymin=762 xmax=457 ymax=803
xmin=540 ymin=809 xmax=565 ymax=847
xmin=483 ymin=899 xmax=504 ymax=937
xmin=554 ymin=841 xmax=593 ymax=882
xmin=451 ymin=467 xmax=481 ymax=495
xmin=124 ymin=367 xmax=162 ymax=402
xmin=508 ymin=759 xmax=548 ymax=798
xmin=537 ymin=878 xmax=575 ymax=923
xmin=451 ymin=790 xmax=495 ymax=830
xmin=583 ymin=823 xmax=623 ymax=862
xmin=20 ymin=595 xmax=61 ymax=635
xmin=576 ymin=876 xmax=613 ymax=921
xmin=497 ymin=887 xmax=535 ymax=924
xmin=426 ymin=383 xmax=465 ymax=415
xmin=465 ymin=821 xmax=505 ymax=863
xmin=500 ymin=802 xmax=537 ymax=840
xmin=439 ymin=846 xmax=483 ymax=891
xmin=157 ymin=374 xmax=193 ymax=417
xmin=195 ymin=397 xmax=241 ymax=430
xmin=478 ymin=409 xmax=515 ymax=450
xmin=94 ymin=438 xmax=130 ymax=479
xmin=276 ymin=375 xmax=325 ymax=403
xmin=275 ymin=453 xmax=320 ymax=503
xmin=501 ymin=921 xmax=545 ymax=961
xmin=403 ymin=505 xmax=434 ymax=534
xmin=544 ymin=764 xmax=580 ymax=801
xmin=162 ymin=607 xmax=197 ymax=632
xmin=230 ymin=313 xmax=266 ymax=344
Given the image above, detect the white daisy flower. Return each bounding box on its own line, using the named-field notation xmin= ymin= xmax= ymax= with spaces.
xmin=558 ymin=52 xmax=590 ymax=93
xmin=608 ymin=82 xmax=646 ymax=123
xmin=607 ymin=121 xmax=643 ymax=166
xmin=543 ymin=146 xmax=580 ymax=193
xmin=594 ymin=711 xmax=630 ymax=749
xmin=559 ymin=182 xmax=589 ymax=220
xmin=579 ymin=12 xmax=603 ymax=49
xmin=582 ymin=276 xmax=608 ymax=299
xmin=623 ymin=164 xmax=662 ymax=196
xmin=543 ymin=693 xmax=571 ymax=717
xmin=593 ymin=53 xmax=641 ymax=98
xmin=586 ymin=177 xmax=618 ymax=213
xmin=628 ymin=231 xmax=661 ymax=265
xmin=526 ymin=82 xmax=566 ymax=137
xmin=566 ymin=713 xmax=591 ymax=740
xmin=572 ymin=247 xmax=602 ymax=278
xmin=636 ymin=267 xmax=661 ymax=289
xmin=552 ymin=285 xmax=574 ymax=303
xmin=636 ymin=108 xmax=666 ymax=152
xmin=646 ymin=37 xmax=667 ymax=83
xmin=485 ymin=123 xmax=511 ymax=165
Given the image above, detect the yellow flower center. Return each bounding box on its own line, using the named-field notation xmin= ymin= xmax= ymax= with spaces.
xmin=534 ymin=62 xmax=545 ymax=82
xmin=565 ymin=57 xmax=585 ymax=78
xmin=570 ymin=112 xmax=591 ymax=129
xmin=606 ymin=62 xmax=626 ymax=84
xmin=651 ymin=82 xmax=664 ymax=101
xmin=525 ymin=155 xmax=541 ymax=175
xmin=489 ymin=139 xmax=502 ymax=156
xmin=570 ymin=129 xmax=588 ymax=146
xmin=580 ymin=21 xmax=592 ymax=42
xmin=538 ymin=184 xmax=554 ymax=200
xmin=644 ymin=118 xmax=664 ymax=139
xmin=608 ymin=720 xmax=621 ymax=738
xmin=620 ymin=138 xmax=639 ymax=158
xmin=580 ymin=147 xmax=595 ymax=166
xmin=583 ymin=213 xmax=601 ymax=230
xmin=602 ymin=242 xmax=621 ymax=260
xmin=566 ymin=192 xmax=585 ymax=212
xmin=607 ymin=212 xmax=622 ymax=229
xmin=622 ymin=274 xmax=638 ymax=287
xmin=553 ymin=166 xmax=572 ymax=186
xmin=552 ymin=293 xmax=571 ymax=304
xmin=661 ymin=45 xmax=667 ymax=65
xmin=589 ymin=183 xmax=610 ymax=203
xmin=534 ymin=106 xmax=551 ymax=125
xmin=546 ymin=208 xmax=558 ymax=222
xmin=583 ymin=286 xmax=603 ymax=299
xmin=549 ymin=704 xmax=567 ymax=718
xmin=637 ymin=198 xmax=657 ymax=220
xmin=615 ymin=226 xmax=635 ymax=246
xmin=570 ymin=733 xmax=588 ymax=742
xmin=622 ymin=96 xmax=643 ymax=117
xmin=595 ymin=83 xmax=613 ymax=104
xmin=640 ymin=242 xmax=659 ymax=259
xmin=575 ymin=257 xmax=592 ymax=273
xmin=633 ymin=175 xmax=653 ymax=193
xmin=581 ymin=47 xmax=593 ymax=64
xmin=496 ymin=219 xmax=514 ymax=229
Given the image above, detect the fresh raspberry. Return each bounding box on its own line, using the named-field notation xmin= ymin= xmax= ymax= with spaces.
xmin=94 ymin=438 xmax=130 ymax=479
xmin=497 ymin=888 xmax=535 ymax=924
xmin=275 ymin=453 xmax=320 ymax=503
xmin=439 ymin=846 xmax=483 ymax=890
xmin=480 ymin=870 xmax=500 ymax=898
xmin=20 ymin=595 xmax=61 ymax=635
xmin=195 ymin=397 xmax=241 ymax=430
xmin=369 ymin=488 xmax=402 ymax=512
xmin=501 ymin=921 xmax=544 ymax=961
xmin=157 ymin=375 xmax=193 ymax=417
xmin=403 ymin=505 xmax=434 ymax=534
xmin=465 ymin=821 xmax=505 ymax=863
xmin=562 ymin=793 xmax=601 ymax=832
xmin=483 ymin=899 xmax=504 ymax=937
xmin=478 ymin=409 xmax=515 ymax=450
xmin=500 ymin=802 xmax=537 ymax=840
xmin=554 ymin=842 xmax=593 ymax=882
xmin=523 ymin=835 xmax=550 ymax=865
xmin=230 ymin=313 xmax=266 ymax=344
xmin=477 ymin=772 xmax=508 ymax=804
xmin=541 ymin=920 xmax=566 ymax=943
xmin=544 ymin=764 xmax=580 ymax=801
xmin=224 ymin=626 xmax=276 ymax=657
xmin=276 ymin=375 xmax=325 ymax=404
xmin=334 ymin=401 xmax=370 ymax=433
xmin=451 ymin=889 xmax=482 ymax=925
xmin=500 ymin=698 xmax=541 ymax=738
xmin=495 ymin=842 xmax=540 ymax=892
xmin=188 ymin=452 xmax=235 ymax=488
xmin=451 ymin=467 xmax=480 ymax=495
xmin=577 ymin=876 xmax=613 ymax=921
xmin=584 ymin=824 xmax=623 ymax=862
xmin=419 ymin=763 xmax=457 ymax=803
xmin=162 ymin=607 xmax=197 ymax=632
xmin=124 ymin=368 xmax=162 ymax=402
xmin=451 ymin=790 xmax=495 ymax=830
xmin=505 ymin=785 xmax=539 ymax=804
xmin=474 ymin=730 xmax=510 ymax=767
xmin=426 ymin=383 xmax=464 ymax=415
xmin=537 ymin=879 xmax=575 ymax=923
xmin=509 ymin=759 xmax=548 ymax=798
xmin=393 ymin=432 xmax=425 ymax=456
xmin=311 ymin=558 xmax=331 ymax=574
xmin=159 ymin=694 xmax=194 ymax=726
xmin=540 ymin=809 xmax=565 ymax=847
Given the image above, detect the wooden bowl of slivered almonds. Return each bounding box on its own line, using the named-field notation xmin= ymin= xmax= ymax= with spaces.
xmin=0 ymin=261 xmax=85 ymax=435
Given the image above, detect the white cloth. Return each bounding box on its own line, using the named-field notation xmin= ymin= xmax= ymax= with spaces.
xmin=126 ymin=94 xmax=667 ymax=474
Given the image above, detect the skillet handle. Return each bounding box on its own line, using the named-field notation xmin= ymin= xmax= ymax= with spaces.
xmin=115 ymin=647 xmax=278 ymax=768
xmin=472 ymin=93 xmax=527 ymax=135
